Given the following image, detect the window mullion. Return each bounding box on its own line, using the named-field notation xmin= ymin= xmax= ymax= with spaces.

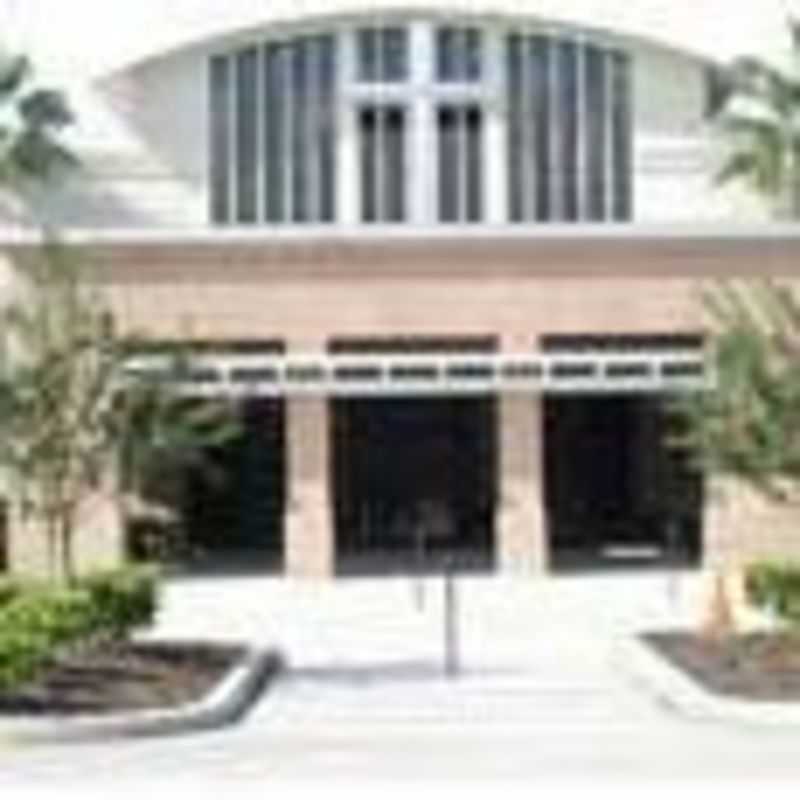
xmin=410 ymin=19 xmax=433 ymax=224
xmin=338 ymin=28 xmax=357 ymax=224
xmin=484 ymin=26 xmax=506 ymax=224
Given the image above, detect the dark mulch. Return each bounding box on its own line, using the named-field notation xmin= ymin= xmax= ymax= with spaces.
xmin=644 ymin=631 xmax=800 ymax=702
xmin=0 ymin=641 xmax=244 ymax=717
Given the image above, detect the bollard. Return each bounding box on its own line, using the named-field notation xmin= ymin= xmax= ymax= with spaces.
xmin=413 ymin=521 xmax=427 ymax=611
xmin=443 ymin=557 xmax=459 ymax=678
xmin=665 ymin=518 xmax=681 ymax=609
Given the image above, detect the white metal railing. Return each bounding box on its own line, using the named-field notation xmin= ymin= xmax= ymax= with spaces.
xmin=125 ymin=349 xmax=709 ymax=398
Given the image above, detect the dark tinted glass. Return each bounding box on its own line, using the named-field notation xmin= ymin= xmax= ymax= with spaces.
xmin=531 ymin=36 xmax=552 ymax=221
xmin=357 ymin=29 xmax=378 ymax=81
xmin=385 ymin=107 xmax=406 ymax=221
xmin=359 ymin=107 xmax=378 ymax=222
xmin=360 ymin=106 xmax=406 ymax=222
xmin=557 ymin=40 xmax=579 ymax=221
xmin=264 ymin=44 xmax=286 ymax=222
xmin=438 ymin=106 xmax=483 ymax=222
xmin=210 ymin=56 xmax=231 ymax=223
xmin=611 ymin=52 xmax=632 ymax=220
xmin=383 ymin=28 xmax=408 ymax=82
xmin=317 ymin=35 xmax=337 ymax=222
xmin=585 ymin=45 xmax=607 ymax=221
xmin=466 ymin=106 xmax=483 ymax=221
xmin=358 ymin=27 xmax=407 ymax=82
xmin=235 ymin=47 xmax=258 ymax=223
xmin=506 ymin=35 xmax=631 ymax=224
xmin=438 ymin=106 xmax=460 ymax=221
xmin=291 ymin=41 xmax=309 ymax=222
xmin=437 ymin=27 xmax=482 ymax=83
xmin=507 ymin=35 xmax=524 ymax=221
xmin=465 ymin=29 xmax=482 ymax=82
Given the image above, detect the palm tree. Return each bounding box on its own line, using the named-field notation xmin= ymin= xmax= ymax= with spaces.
xmin=714 ymin=26 xmax=800 ymax=219
xmin=0 ymin=52 xmax=76 ymax=187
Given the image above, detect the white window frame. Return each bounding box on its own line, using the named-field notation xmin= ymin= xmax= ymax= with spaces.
xmin=209 ymin=16 xmax=633 ymax=227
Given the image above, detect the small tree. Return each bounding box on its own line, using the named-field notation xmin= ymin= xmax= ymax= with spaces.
xmin=672 ymin=279 xmax=800 ymax=633
xmin=0 ymin=53 xmax=76 ymax=187
xmin=0 ymin=239 xmax=237 ymax=582
xmin=676 ymin=280 xmax=800 ymax=502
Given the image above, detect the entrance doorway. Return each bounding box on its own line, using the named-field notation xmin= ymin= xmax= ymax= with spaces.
xmin=544 ymin=394 xmax=703 ymax=570
xmin=178 ymin=397 xmax=286 ymax=572
xmin=332 ymin=396 xmax=497 ymax=575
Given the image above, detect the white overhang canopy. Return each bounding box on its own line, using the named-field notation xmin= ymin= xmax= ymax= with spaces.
xmin=126 ymin=349 xmax=709 ymax=398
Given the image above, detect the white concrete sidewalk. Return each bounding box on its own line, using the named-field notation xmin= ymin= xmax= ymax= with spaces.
xmin=9 ymin=570 xmax=800 ymax=783
xmin=146 ymin=570 xmax=710 ymax=733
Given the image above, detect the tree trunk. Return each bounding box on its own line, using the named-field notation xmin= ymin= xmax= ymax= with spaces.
xmin=59 ymin=514 xmax=75 ymax=585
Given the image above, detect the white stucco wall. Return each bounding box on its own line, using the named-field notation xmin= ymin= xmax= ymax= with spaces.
xmin=1 ymin=0 xmax=792 ymax=229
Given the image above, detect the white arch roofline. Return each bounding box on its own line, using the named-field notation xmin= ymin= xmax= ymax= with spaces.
xmin=88 ymin=0 xmax=795 ymax=83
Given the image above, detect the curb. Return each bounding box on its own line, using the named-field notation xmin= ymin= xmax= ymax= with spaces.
xmin=615 ymin=636 xmax=800 ymax=727
xmin=0 ymin=647 xmax=285 ymax=746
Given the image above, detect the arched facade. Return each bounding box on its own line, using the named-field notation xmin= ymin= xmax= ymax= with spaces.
xmin=3 ymin=2 xmax=800 ymax=580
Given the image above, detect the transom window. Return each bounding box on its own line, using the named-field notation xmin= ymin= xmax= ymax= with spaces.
xmin=357 ymin=27 xmax=409 ymax=83
xmin=209 ymin=19 xmax=634 ymax=226
xmin=436 ymin=27 xmax=483 ymax=83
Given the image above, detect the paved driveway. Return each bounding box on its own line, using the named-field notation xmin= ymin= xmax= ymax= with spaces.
xmin=3 ymin=570 xmax=800 ymax=784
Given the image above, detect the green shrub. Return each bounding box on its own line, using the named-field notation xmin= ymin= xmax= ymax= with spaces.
xmin=0 ymin=589 xmax=96 ymax=690
xmin=746 ymin=561 xmax=800 ymax=624
xmin=0 ymin=565 xmax=161 ymax=691
xmin=78 ymin=565 xmax=160 ymax=639
xmin=0 ymin=578 xmax=20 ymax=608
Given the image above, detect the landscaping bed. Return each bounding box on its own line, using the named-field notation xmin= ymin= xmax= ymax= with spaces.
xmin=644 ymin=631 xmax=800 ymax=702
xmin=0 ymin=640 xmax=243 ymax=717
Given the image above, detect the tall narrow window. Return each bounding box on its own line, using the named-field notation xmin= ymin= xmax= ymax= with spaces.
xmin=508 ymin=36 xmax=551 ymax=222
xmin=264 ymin=43 xmax=287 ymax=222
xmin=210 ymin=56 xmax=231 ymax=224
xmin=357 ymin=27 xmax=408 ymax=82
xmin=235 ymin=47 xmax=258 ymax=223
xmin=611 ymin=52 xmax=633 ymax=221
xmin=290 ymin=40 xmax=309 ymax=222
xmin=437 ymin=27 xmax=482 ymax=83
xmin=507 ymin=35 xmax=524 ymax=221
xmin=360 ymin=106 xmax=407 ymax=222
xmin=438 ymin=105 xmax=483 ymax=222
xmin=532 ymin=37 xmax=552 ymax=221
xmin=258 ymin=33 xmax=337 ymax=224
xmin=584 ymin=44 xmax=607 ymax=221
xmin=317 ymin=35 xmax=337 ymax=222
xmin=507 ymin=35 xmax=631 ymax=223
xmin=556 ymin=41 xmax=579 ymax=222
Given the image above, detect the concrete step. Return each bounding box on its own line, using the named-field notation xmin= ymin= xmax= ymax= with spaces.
xmin=252 ymin=671 xmax=660 ymax=730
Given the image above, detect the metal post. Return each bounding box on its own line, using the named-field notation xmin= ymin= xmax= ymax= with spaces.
xmin=666 ymin=516 xmax=681 ymax=609
xmin=443 ymin=557 xmax=459 ymax=678
xmin=412 ymin=509 xmax=427 ymax=611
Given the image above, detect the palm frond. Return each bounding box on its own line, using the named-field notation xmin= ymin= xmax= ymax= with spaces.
xmin=0 ymin=55 xmax=29 ymax=99
xmin=17 ymin=89 xmax=74 ymax=130
xmin=728 ymin=56 xmax=800 ymax=115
